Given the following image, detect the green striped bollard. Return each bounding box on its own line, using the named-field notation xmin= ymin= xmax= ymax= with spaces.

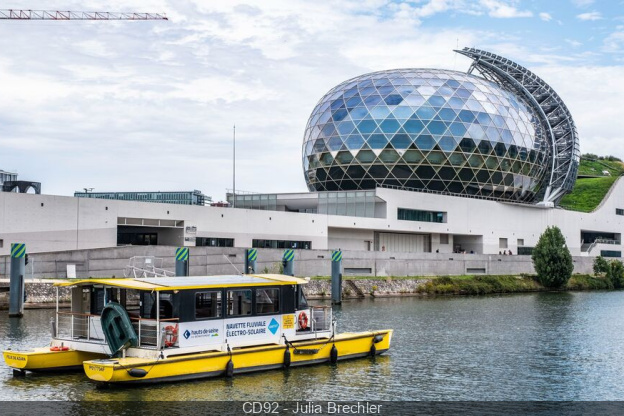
xmin=282 ymin=249 xmax=295 ymax=276
xmin=331 ymin=250 xmax=343 ymax=305
xmin=245 ymin=249 xmax=257 ymax=274
xmin=9 ymin=243 xmax=26 ymax=317
xmin=175 ymin=247 xmax=189 ymax=276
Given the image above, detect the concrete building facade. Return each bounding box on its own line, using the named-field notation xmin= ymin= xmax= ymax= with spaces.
xmin=1 ymin=177 xmax=622 ymax=259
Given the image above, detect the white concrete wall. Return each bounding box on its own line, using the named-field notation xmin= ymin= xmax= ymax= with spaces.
xmin=328 ymin=228 xmax=374 ymax=251
xmin=0 ymin=245 xmax=598 ymax=279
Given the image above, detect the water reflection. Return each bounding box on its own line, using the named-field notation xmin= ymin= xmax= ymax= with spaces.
xmin=3 ymin=293 xmax=624 ymax=400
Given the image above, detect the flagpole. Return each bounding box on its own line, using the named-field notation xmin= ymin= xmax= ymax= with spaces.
xmin=233 ymin=124 xmax=236 ymax=208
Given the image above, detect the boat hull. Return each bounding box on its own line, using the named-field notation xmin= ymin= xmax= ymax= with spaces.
xmin=83 ymin=329 xmax=393 ymax=384
xmin=3 ymin=348 xmax=106 ymax=372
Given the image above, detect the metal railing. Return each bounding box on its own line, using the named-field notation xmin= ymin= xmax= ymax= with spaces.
xmin=311 ymin=306 xmax=332 ymax=332
xmin=123 ymin=256 xmax=175 ymax=278
xmin=586 ymin=238 xmax=621 ymax=254
xmin=130 ymin=317 xmax=178 ymax=348
xmin=55 ymin=311 xmax=179 ymax=349
xmin=56 ymin=312 xmax=107 ymax=344
xmin=595 ymin=238 xmax=620 ymax=245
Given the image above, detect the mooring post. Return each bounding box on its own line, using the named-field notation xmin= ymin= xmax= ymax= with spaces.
xmin=331 ymin=250 xmax=342 ymax=305
xmin=9 ymin=243 xmax=26 ymax=317
xmin=245 ymin=248 xmax=257 ymax=274
xmin=175 ymin=247 xmax=189 ymax=276
xmin=282 ymin=249 xmax=294 ymax=276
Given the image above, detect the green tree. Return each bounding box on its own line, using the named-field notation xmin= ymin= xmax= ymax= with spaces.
xmin=607 ymin=260 xmax=624 ymax=289
xmin=531 ymin=226 xmax=573 ymax=288
xmin=593 ymin=256 xmax=609 ymax=276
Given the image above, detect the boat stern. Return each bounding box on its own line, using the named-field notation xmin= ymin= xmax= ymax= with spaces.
xmin=3 ymin=347 xmax=103 ymax=372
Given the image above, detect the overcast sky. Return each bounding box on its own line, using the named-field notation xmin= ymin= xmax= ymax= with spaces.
xmin=1 ymin=0 xmax=623 ymax=201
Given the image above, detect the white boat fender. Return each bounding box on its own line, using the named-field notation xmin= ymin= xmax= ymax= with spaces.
xmin=225 ymin=344 xmax=234 ymax=378
xmin=330 ymin=344 xmax=338 ymax=364
xmin=283 ymin=345 xmax=291 ymax=369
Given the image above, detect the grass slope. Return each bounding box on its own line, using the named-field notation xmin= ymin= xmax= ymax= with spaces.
xmin=559 ymin=158 xmax=624 ymax=212
xmin=559 ymin=176 xmax=619 ymax=212
xmin=577 ymin=159 xmax=624 ymax=177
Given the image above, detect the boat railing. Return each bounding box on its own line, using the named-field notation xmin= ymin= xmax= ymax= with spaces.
xmin=56 ymin=311 xmax=107 ymax=344
xmin=130 ymin=317 xmax=179 ymax=349
xmin=55 ymin=311 xmax=179 ymax=349
xmin=311 ymin=306 xmax=332 ymax=332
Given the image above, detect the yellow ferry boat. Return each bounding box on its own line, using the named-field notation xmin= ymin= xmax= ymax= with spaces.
xmin=3 ymin=274 xmax=393 ymax=385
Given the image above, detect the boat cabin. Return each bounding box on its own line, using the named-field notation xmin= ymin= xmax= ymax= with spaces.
xmin=53 ymin=274 xmax=332 ymax=358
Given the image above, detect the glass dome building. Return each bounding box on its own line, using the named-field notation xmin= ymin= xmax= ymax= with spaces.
xmin=302 ymin=48 xmax=580 ymax=204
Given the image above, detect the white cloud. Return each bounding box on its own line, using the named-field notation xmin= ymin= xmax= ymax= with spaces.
xmin=572 ymin=0 xmax=595 ymax=7
xmin=479 ymin=0 xmax=533 ymax=18
xmin=603 ymin=30 xmax=624 ymax=52
xmin=577 ymin=11 xmax=603 ymax=21
xmin=565 ymin=39 xmax=583 ymax=48
xmin=539 ymin=12 xmax=553 ymax=22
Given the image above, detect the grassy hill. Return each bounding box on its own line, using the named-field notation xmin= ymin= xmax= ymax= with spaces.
xmin=559 ymin=157 xmax=624 ymax=212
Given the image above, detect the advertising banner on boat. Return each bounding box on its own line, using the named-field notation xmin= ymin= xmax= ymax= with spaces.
xmin=178 ymin=321 xmax=224 ymax=348
xmin=224 ymin=315 xmax=282 ymax=347
xmin=178 ymin=315 xmax=286 ymax=348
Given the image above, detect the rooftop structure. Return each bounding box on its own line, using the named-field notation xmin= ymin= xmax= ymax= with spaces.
xmin=74 ymin=190 xmax=211 ymax=206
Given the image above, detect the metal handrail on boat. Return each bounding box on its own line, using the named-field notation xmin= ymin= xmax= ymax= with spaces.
xmin=55 ymin=311 xmax=179 ymax=349
xmin=311 ymin=306 xmax=332 ymax=333
xmin=129 ymin=316 xmax=179 ymax=348
xmin=56 ymin=311 xmax=106 ymax=344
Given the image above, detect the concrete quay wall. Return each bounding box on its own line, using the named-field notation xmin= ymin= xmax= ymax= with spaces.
xmin=0 ymin=245 xmax=595 ymax=280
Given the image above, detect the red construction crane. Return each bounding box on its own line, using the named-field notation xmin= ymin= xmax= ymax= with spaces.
xmin=0 ymin=9 xmax=167 ymax=20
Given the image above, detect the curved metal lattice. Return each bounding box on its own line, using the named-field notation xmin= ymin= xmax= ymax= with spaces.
xmin=455 ymin=47 xmax=580 ymax=204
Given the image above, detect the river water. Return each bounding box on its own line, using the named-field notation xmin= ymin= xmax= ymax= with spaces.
xmin=2 ymin=292 xmax=624 ymax=401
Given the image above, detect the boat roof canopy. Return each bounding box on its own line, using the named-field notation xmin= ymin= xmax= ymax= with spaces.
xmin=54 ymin=274 xmax=308 ymax=291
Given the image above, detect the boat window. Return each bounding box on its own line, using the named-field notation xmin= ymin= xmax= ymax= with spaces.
xmin=227 ymin=289 xmax=252 ymax=317
xmin=297 ymin=286 xmax=309 ymax=310
xmin=149 ymin=293 xmax=173 ymax=319
xmin=195 ymin=291 xmax=222 ymax=319
xmin=256 ymin=288 xmax=280 ymax=315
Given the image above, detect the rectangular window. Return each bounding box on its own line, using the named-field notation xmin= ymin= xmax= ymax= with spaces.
xmin=397 ymin=208 xmax=445 ymax=223
xmin=256 ymin=288 xmax=280 ymax=315
xmin=440 ymin=234 xmax=449 ymax=244
xmin=0 ymin=239 xmax=3 ymax=248
xmin=252 ymin=239 xmax=311 ymax=250
xmin=517 ymin=239 xmax=524 ymax=246
xmin=196 ymin=237 xmax=234 ymax=247
xmin=499 ymin=238 xmax=508 ymax=249
xmin=601 ymin=250 xmax=622 ymax=258
xmin=227 ymin=289 xmax=252 ymax=317
xmin=195 ymin=291 xmax=222 ymax=319
xmin=518 ymin=246 xmax=534 ymax=256
xmin=617 ymin=209 xmax=624 ymax=216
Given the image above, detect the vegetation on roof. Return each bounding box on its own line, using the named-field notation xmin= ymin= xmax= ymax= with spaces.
xmin=559 ymin=155 xmax=624 ymax=212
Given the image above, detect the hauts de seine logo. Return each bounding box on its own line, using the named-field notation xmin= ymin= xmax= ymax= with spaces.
xmin=184 ymin=328 xmax=218 ymax=340
xmin=268 ymin=318 xmax=279 ymax=335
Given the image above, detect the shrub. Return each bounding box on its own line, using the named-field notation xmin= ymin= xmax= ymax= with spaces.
xmin=607 ymin=260 xmax=624 ymax=289
xmin=593 ymin=256 xmax=609 ymax=276
xmin=567 ymin=274 xmax=613 ymax=290
xmin=532 ymin=226 xmax=573 ymax=288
